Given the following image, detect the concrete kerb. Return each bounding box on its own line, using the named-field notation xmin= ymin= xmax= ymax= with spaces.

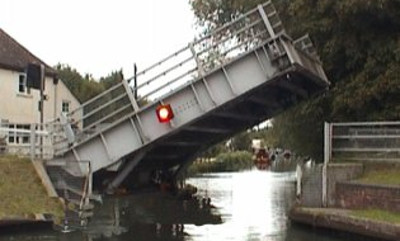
xmin=31 ymin=159 xmax=58 ymax=198
xmin=290 ymin=207 xmax=400 ymax=241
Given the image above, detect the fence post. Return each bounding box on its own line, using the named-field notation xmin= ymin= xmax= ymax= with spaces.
xmin=257 ymin=4 xmax=276 ymax=39
xmin=324 ymin=122 xmax=332 ymax=164
xmin=122 ymin=79 xmax=140 ymax=112
xmin=189 ymin=42 xmax=205 ymax=76
xmin=30 ymin=124 xmax=36 ymax=161
xmin=322 ymin=122 xmax=331 ymax=207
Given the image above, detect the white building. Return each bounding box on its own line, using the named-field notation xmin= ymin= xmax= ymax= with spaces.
xmin=0 ymin=28 xmax=80 ymax=149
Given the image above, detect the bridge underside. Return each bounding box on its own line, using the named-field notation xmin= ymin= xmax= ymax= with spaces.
xmin=98 ymin=67 xmax=326 ymax=190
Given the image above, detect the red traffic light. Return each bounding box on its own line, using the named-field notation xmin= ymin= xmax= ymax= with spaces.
xmin=156 ymin=104 xmax=174 ymax=123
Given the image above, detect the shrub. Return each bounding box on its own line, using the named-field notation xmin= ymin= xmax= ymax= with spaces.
xmin=188 ymin=151 xmax=253 ymax=175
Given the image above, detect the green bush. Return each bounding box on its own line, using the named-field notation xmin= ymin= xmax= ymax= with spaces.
xmin=188 ymin=151 xmax=253 ymax=175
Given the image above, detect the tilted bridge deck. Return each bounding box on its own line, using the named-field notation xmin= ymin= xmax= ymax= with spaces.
xmin=48 ymin=1 xmax=329 ymax=191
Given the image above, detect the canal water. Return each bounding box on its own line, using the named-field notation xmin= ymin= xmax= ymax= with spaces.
xmin=0 ymin=169 xmax=375 ymax=241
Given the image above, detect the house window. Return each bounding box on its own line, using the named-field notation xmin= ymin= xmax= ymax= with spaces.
xmin=62 ymin=100 xmax=70 ymax=113
xmin=8 ymin=124 xmax=31 ymax=145
xmin=8 ymin=124 xmax=15 ymax=144
xmin=18 ymin=74 xmax=31 ymax=95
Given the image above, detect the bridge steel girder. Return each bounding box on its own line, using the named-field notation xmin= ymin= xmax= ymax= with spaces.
xmin=53 ymin=37 xmax=329 ymax=189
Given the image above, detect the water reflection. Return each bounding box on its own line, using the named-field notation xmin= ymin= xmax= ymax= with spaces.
xmin=81 ymin=192 xmax=222 ymax=240
xmin=0 ymin=170 xmax=377 ymax=241
xmin=185 ymin=171 xmax=296 ymax=241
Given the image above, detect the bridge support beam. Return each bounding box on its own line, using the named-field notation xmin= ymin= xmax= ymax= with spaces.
xmin=106 ymin=150 xmax=146 ymax=193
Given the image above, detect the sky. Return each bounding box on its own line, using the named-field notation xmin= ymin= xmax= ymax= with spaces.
xmin=1 ymin=0 xmax=197 ymax=79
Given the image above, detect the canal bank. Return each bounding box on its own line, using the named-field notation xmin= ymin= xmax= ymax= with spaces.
xmin=290 ymin=162 xmax=400 ymax=241
xmin=290 ymin=207 xmax=400 ymax=241
xmin=0 ymin=169 xmax=372 ymax=241
xmin=0 ymin=156 xmax=63 ymax=228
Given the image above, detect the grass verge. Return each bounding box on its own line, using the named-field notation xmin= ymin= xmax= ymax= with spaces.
xmin=0 ymin=155 xmax=64 ymax=219
xmin=351 ymin=209 xmax=400 ymax=224
xmin=356 ymin=169 xmax=400 ymax=186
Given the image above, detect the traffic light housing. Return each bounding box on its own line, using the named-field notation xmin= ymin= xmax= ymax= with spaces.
xmin=156 ymin=104 xmax=174 ymax=123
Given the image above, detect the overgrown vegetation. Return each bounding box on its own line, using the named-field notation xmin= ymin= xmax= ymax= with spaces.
xmin=351 ymin=209 xmax=400 ymax=224
xmin=0 ymin=156 xmax=64 ymax=219
xmin=190 ymin=0 xmax=400 ymax=162
xmin=188 ymin=151 xmax=253 ymax=175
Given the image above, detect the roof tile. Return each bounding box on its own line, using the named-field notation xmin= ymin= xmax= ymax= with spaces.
xmin=0 ymin=28 xmax=56 ymax=76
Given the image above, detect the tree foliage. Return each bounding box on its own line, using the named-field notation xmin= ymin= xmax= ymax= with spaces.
xmin=188 ymin=151 xmax=253 ymax=174
xmin=230 ymin=131 xmax=252 ymax=152
xmin=202 ymin=142 xmax=228 ymax=158
xmin=190 ymin=0 xmax=400 ymax=161
xmin=55 ymin=63 xmax=123 ymax=103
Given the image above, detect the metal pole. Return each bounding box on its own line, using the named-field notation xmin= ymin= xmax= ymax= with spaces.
xmin=322 ymin=122 xmax=331 ymax=207
xmin=87 ymin=161 xmax=93 ymax=198
xmin=189 ymin=42 xmax=204 ymax=76
xmin=107 ymin=151 xmax=146 ymax=193
xmin=134 ymin=63 xmax=138 ymax=100
xmin=257 ymin=4 xmax=275 ymax=39
xmin=122 ymin=78 xmax=140 ymax=112
xmin=324 ymin=122 xmax=331 ymax=164
xmin=40 ymin=65 xmax=45 ymax=158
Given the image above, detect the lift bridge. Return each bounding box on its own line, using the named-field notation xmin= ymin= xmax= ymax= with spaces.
xmin=43 ymin=1 xmax=329 ymax=208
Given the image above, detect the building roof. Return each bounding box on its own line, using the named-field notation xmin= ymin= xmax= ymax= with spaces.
xmin=0 ymin=28 xmax=56 ymax=77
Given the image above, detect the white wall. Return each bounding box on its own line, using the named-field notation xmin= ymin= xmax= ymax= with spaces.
xmin=0 ymin=68 xmax=80 ymax=124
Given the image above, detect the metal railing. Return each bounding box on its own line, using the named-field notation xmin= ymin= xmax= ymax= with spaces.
xmin=324 ymin=121 xmax=400 ymax=162
xmin=0 ymin=122 xmax=65 ymax=160
xmin=53 ymin=1 xmax=320 ymax=153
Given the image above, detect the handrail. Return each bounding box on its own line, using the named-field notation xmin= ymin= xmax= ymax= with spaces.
xmin=53 ymin=1 xmax=287 ymax=152
xmin=69 ymin=82 xmax=125 ymax=116
xmin=195 ymin=19 xmax=264 ymax=57
xmin=138 ymin=67 xmax=198 ymax=101
xmin=331 ymin=121 xmax=400 ymax=127
xmin=132 ymin=55 xmax=195 ymax=92
xmin=134 ymin=45 xmax=190 ymax=77
xmin=80 ymin=103 xmax=132 ymax=133
xmin=218 ymin=30 xmax=268 ymax=56
xmin=192 ymin=2 xmax=267 ymax=44
xmin=203 ymin=29 xmax=267 ymax=60
xmin=77 ymin=93 xmax=128 ymax=123
xmin=326 ymin=121 xmax=400 ymax=163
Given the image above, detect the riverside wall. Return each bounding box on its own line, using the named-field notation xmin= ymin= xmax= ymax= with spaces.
xmin=290 ymin=162 xmax=400 ymax=241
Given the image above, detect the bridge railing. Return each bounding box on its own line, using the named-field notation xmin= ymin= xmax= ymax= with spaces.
xmin=127 ymin=0 xmax=282 ymax=102
xmin=54 ymin=1 xmax=324 ymax=153
xmin=324 ymin=121 xmax=400 ymax=162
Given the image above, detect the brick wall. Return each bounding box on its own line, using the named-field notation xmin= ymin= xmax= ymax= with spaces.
xmin=300 ymin=163 xmax=363 ymax=208
xmin=327 ymin=163 xmax=363 ymax=207
xmin=336 ymin=182 xmax=400 ymax=212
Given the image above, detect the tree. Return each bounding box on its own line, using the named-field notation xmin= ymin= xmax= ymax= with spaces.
xmin=190 ymin=0 xmax=400 ymax=161
xmin=55 ymin=64 xmax=127 ymax=103
xmin=55 ymin=64 xmax=105 ymax=103
xmin=201 ymin=142 xmax=227 ymax=158
xmin=99 ymin=70 xmax=124 ymax=89
xmin=230 ymin=131 xmax=252 ymax=152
